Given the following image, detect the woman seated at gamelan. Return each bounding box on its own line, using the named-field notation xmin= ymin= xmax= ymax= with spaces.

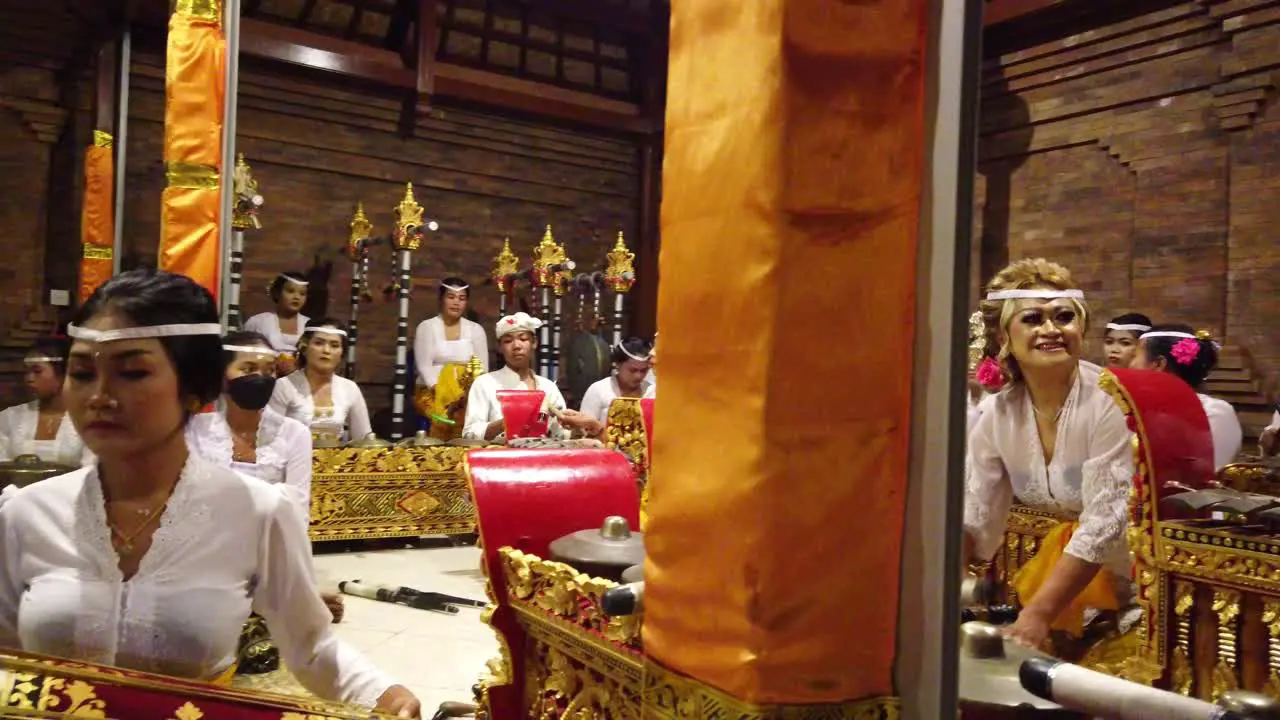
xmin=1101 ymin=312 xmax=1152 ymax=369
xmin=270 ymin=319 xmax=373 ymax=443
xmin=963 ymin=258 xmax=1135 ymax=661
xmin=413 ymin=278 xmax=488 ymax=437
xmin=244 ymin=272 xmax=310 ymax=374
xmin=1129 ymin=324 xmax=1242 ymax=470
xmin=0 ymin=269 xmax=418 ymax=716
xmin=580 ymin=337 xmax=653 ymax=424
xmin=0 ymin=338 xmax=87 ymax=466
xmin=185 ymin=330 xmax=344 ymax=621
xmin=462 ymin=312 xmax=597 ymax=441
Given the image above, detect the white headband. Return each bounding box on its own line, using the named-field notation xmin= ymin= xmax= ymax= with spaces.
xmin=278 ymin=274 xmax=308 ymax=287
xmin=985 ymin=289 xmax=1085 ymax=301
xmin=307 ymin=326 xmax=347 ymax=338
xmin=1107 ymin=323 xmax=1151 ymax=332
xmin=442 ymin=283 xmax=470 ymax=292
xmin=68 ymin=323 xmax=223 ymax=343
xmin=23 ymin=356 xmax=63 ymax=364
xmin=223 ymin=344 xmax=276 ymax=355
xmin=616 ymin=342 xmax=652 ymax=363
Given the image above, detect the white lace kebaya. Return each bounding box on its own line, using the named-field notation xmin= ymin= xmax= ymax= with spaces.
xmin=0 ymin=454 xmax=392 ymax=706
xmin=185 ymin=404 xmax=312 ymax=517
xmin=963 ymin=360 xmax=1134 ymax=582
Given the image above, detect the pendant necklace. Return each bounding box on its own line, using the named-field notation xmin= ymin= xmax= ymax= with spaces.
xmin=109 ymin=503 xmax=168 ymax=553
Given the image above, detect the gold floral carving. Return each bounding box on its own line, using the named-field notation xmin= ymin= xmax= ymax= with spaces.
xmin=492 ymin=238 xmax=520 ymax=293
xmin=394 ymin=182 xmax=425 ymax=251
xmin=641 ymin=659 xmax=900 ymax=720
xmin=501 ymin=548 xmax=641 ymax=648
xmin=603 ymin=232 xmax=636 ymax=294
xmin=1211 ymin=588 xmax=1241 ymax=700
xmin=1170 ymin=581 xmax=1194 ymax=696
xmin=171 ymin=702 xmax=204 ymax=720
xmin=1217 ymin=462 xmax=1280 ymax=495
xmin=604 ymin=399 xmax=648 ymax=489
xmin=1263 ymin=598 xmax=1280 ymax=697
xmin=309 ymin=447 xmax=475 ymax=542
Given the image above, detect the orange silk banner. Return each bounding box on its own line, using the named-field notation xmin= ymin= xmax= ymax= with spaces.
xmin=643 ymin=0 xmax=928 ymax=706
xmin=158 ymin=0 xmax=225 ymax=299
xmin=79 ymin=132 xmax=115 ymax=303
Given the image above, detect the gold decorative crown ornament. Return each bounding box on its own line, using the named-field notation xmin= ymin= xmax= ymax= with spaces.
xmin=604 ymin=231 xmax=636 ymax=294
xmin=347 ymin=202 xmax=372 ymax=261
xmin=460 ymin=355 xmax=487 ymax=391
xmin=531 ymin=225 xmax=567 ymax=288
xmin=492 ymin=238 xmax=520 ymax=293
xmin=394 ymin=182 xmax=425 ymax=251
xmin=968 ymin=310 xmax=985 ymax=371
xmin=231 ymin=153 xmax=264 ymax=230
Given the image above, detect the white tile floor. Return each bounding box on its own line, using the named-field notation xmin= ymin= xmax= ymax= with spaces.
xmin=312 ymin=545 xmax=498 ymax=715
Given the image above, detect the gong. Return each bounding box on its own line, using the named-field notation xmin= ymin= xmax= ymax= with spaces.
xmin=566 ymin=331 xmax=610 ymax=405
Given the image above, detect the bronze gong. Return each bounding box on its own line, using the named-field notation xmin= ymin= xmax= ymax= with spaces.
xmin=548 ymin=516 xmax=644 ymax=582
xmin=0 ymin=454 xmax=76 ymax=491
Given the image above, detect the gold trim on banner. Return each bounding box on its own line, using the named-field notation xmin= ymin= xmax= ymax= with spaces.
xmin=640 ymin=660 xmax=900 ymax=720
xmin=174 ymin=0 xmax=222 ymax=22
xmin=92 ymin=130 xmax=112 ymax=148
xmin=165 ymin=162 xmax=220 ymax=190
xmin=82 ymin=245 xmax=113 ymax=260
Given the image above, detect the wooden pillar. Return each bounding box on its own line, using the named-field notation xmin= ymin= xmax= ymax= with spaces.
xmin=643 ymin=0 xmax=930 ymax=713
xmin=630 ymin=4 xmax=668 ymax=340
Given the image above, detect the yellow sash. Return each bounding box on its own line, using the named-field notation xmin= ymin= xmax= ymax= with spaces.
xmin=210 ymin=662 xmax=238 ymax=686
xmin=1011 ymin=520 xmax=1119 ymax=638
xmin=415 ymin=363 xmax=467 ymax=441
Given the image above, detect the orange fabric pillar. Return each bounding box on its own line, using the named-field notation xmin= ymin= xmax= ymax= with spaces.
xmin=79 ymin=131 xmax=115 ymax=303
xmin=158 ymin=0 xmax=225 ymax=298
xmin=643 ymin=0 xmax=928 ymax=709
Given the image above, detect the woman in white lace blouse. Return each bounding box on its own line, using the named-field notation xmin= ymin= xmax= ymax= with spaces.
xmin=186 ymin=330 xmax=344 ymax=622
xmin=0 ymin=338 xmax=86 ymax=465
xmin=963 ymin=258 xmax=1134 ymax=656
xmin=270 ymin=319 xmax=372 ymax=443
xmin=0 ymin=269 xmax=419 ymax=717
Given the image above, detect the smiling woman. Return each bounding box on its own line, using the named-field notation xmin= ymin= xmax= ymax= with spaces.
xmin=0 ymin=269 xmax=420 ymax=717
xmin=962 ymin=258 xmax=1137 ymax=667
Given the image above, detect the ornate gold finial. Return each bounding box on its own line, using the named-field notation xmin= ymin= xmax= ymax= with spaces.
xmin=531 ymin=225 xmax=567 ymax=288
xmin=1195 ymin=329 xmax=1214 ymax=342
xmin=604 ymin=231 xmax=636 ymax=294
xmin=492 ymin=238 xmax=520 ymax=293
xmin=461 ymin=355 xmax=487 ymax=391
xmin=394 ymin=182 xmax=425 ymax=251
xmin=968 ymin=311 xmax=986 ymax=371
xmin=347 ymin=202 xmax=372 ymax=261
xmin=231 ymin=153 xmax=264 ymax=230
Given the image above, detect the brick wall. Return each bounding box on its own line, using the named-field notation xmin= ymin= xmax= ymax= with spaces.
xmin=977 ymin=0 xmax=1280 ymax=380
xmin=117 ymin=53 xmax=640 ymax=419
xmin=0 ymin=68 xmax=57 ymax=332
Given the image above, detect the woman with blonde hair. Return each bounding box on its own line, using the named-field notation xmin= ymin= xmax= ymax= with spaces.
xmin=963 ymin=258 xmax=1134 ymax=659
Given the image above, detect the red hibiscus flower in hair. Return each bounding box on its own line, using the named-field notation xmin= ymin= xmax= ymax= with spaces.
xmin=975 ymin=356 xmax=1005 ymax=391
xmin=1171 ymin=338 xmax=1200 ymax=365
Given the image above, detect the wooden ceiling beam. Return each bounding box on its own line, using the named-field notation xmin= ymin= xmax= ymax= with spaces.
xmin=983 ymin=0 xmax=1069 ymax=26
xmin=516 ymin=0 xmax=649 ymax=36
xmin=132 ymin=1 xmax=650 ymax=134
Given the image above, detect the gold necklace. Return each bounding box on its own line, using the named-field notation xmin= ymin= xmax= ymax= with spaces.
xmin=1031 ymin=402 xmax=1064 ymax=424
xmin=108 ymin=503 xmax=168 ymax=553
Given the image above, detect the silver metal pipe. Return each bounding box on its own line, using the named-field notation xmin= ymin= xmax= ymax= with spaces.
xmin=218 ymin=0 xmax=243 ymax=329
xmin=896 ymin=0 xmax=983 ymax=717
xmin=111 ymin=29 xmax=131 ymax=276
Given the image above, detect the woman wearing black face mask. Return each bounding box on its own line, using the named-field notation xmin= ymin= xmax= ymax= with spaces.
xmin=186 ymin=332 xmax=346 ymax=627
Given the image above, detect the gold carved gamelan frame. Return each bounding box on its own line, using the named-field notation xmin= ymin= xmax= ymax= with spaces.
xmin=478 ymin=549 xmax=899 ymax=720
xmin=988 ymin=377 xmax=1280 ymax=701
xmin=308 ymin=447 xmax=477 ymax=542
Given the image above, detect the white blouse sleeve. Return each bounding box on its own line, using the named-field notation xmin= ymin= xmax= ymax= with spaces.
xmin=580 ymin=382 xmax=609 ymax=424
xmin=413 ymin=319 xmax=439 ymax=387
xmin=962 ymin=410 xmax=1012 ymax=562
xmin=462 ymin=379 xmax=493 ymax=440
xmin=1204 ymin=399 xmax=1242 ymax=470
xmin=0 ymin=407 xmax=16 ymax=462
xmin=254 ymin=489 xmax=395 ymax=706
xmin=1267 ymin=412 xmax=1280 ymax=434
xmin=1065 ymin=398 xmax=1133 ymax=565
xmin=469 ymin=321 xmax=489 ymax=370
xmin=281 ymin=419 xmax=313 ymax=519
xmin=343 ymin=380 xmax=373 ymax=441
xmin=0 ymin=498 xmax=23 ymax=647
xmin=269 ymin=377 xmax=296 ymax=420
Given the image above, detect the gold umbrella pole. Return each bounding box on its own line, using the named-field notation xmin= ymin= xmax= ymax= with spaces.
xmin=345 ymin=202 xmax=373 ymax=378
xmin=604 ymin=231 xmax=636 ymax=346
xmin=225 ymin=153 xmax=263 ymax=329
xmin=390 ymin=183 xmax=436 ymax=440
